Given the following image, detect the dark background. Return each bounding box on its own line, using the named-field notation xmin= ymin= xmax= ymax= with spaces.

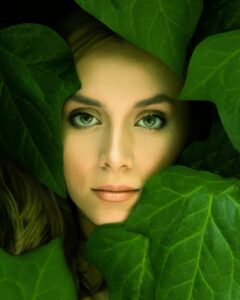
xmin=2 ymin=1 xmax=240 ymax=46
xmin=0 ymin=0 xmax=79 ymax=29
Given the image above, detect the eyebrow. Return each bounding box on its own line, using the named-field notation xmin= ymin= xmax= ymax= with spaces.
xmin=134 ymin=94 xmax=173 ymax=108
xmin=70 ymin=94 xmax=102 ymax=107
xmin=69 ymin=93 xmax=174 ymax=108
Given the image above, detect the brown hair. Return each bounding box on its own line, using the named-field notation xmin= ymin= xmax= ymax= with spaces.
xmin=58 ymin=9 xmax=123 ymax=62
xmin=0 ymin=156 xmax=65 ymax=255
xmin=0 ymin=154 xmax=90 ymax=297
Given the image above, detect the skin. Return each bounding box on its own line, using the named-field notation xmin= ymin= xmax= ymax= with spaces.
xmin=62 ymin=40 xmax=191 ymax=236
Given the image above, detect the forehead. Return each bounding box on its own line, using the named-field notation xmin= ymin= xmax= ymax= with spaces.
xmin=70 ymin=40 xmax=182 ymax=110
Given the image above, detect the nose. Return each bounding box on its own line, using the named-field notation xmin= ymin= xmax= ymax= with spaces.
xmin=99 ymin=126 xmax=134 ymax=171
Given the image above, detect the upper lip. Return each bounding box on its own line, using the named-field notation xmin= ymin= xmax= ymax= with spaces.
xmin=92 ymin=185 xmax=140 ymax=192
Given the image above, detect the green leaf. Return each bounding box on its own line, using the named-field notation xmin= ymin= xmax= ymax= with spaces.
xmin=84 ymin=166 xmax=240 ymax=299
xmin=0 ymin=24 xmax=80 ymax=197
xmin=84 ymin=225 xmax=155 ymax=299
xmin=0 ymin=238 xmax=77 ymax=300
xmin=74 ymin=0 xmax=203 ymax=77
xmin=179 ymin=30 xmax=240 ymax=152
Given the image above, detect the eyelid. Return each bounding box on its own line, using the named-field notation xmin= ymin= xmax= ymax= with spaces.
xmin=135 ymin=110 xmax=166 ymax=129
xmin=68 ymin=109 xmax=102 ymax=128
xmin=136 ymin=109 xmax=166 ymax=120
xmin=68 ymin=107 xmax=101 ymax=119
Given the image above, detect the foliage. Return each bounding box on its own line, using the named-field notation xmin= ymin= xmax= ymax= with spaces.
xmin=0 ymin=0 xmax=240 ymax=299
xmin=0 ymin=238 xmax=77 ymax=299
xmin=84 ymin=166 xmax=240 ymax=299
xmin=76 ymin=0 xmax=240 ymax=299
xmin=74 ymin=0 xmax=203 ymax=78
xmin=0 ymin=23 xmax=80 ymax=197
xmin=180 ymin=29 xmax=240 ymax=152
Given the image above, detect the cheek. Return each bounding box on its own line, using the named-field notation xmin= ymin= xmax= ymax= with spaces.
xmin=63 ymin=134 xmax=96 ymax=192
xmin=135 ymin=131 xmax=184 ymax=179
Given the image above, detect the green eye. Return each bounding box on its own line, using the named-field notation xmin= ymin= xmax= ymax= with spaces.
xmin=136 ymin=113 xmax=166 ymax=130
xmin=70 ymin=112 xmax=101 ymax=128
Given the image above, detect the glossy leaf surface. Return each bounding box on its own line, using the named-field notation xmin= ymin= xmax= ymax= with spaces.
xmin=0 ymin=23 xmax=80 ymax=196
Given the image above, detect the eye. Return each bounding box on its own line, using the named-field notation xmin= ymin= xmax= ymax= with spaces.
xmin=135 ymin=112 xmax=166 ymax=130
xmin=69 ymin=111 xmax=101 ymax=128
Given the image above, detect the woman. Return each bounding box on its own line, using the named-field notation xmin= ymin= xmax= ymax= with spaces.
xmin=61 ymin=8 xmax=191 ymax=233
xmin=61 ymin=8 xmax=191 ymax=299
xmin=0 ymin=8 xmax=206 ymax=300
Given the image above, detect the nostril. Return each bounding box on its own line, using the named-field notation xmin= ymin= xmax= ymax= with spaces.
xmin=98 ymin=127 xmax=134 ymax=170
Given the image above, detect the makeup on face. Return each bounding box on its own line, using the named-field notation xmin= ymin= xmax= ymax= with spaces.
xmin=62 ymin=40 xmax=191 ymax=230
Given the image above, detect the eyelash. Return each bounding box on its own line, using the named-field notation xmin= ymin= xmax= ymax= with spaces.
xmin=68 ymin=110 xmax=101 ymax=128
xmin=68 ymin=110 xmax=166 ymax=131
xmin=135 ymin=112 xmax=166 ymax=130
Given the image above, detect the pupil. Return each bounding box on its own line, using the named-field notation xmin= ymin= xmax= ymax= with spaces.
xmin=81 ymin=113 xmax=92 ymax=124
xmin=145 ymin=115 xmax=155 ymax=126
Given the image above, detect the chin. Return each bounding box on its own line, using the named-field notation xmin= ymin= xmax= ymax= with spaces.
xmin=79 ymin=208 xmax=131 ymax=237
xmin=93 ymin=211 xmax=129 ymax=225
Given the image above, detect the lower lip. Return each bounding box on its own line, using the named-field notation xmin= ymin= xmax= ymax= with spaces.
xmin=93 ymin=190 xmax=138 ymax=202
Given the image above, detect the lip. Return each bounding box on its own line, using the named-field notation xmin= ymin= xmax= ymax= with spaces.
xmin=94 ymin=185 xmax=138 ymax=192
xmin=92 ymin=185 xmax=140 ymax=202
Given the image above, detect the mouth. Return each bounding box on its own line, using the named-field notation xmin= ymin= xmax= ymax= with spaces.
xmin=92 ymin=185 xmax=140 ymax=203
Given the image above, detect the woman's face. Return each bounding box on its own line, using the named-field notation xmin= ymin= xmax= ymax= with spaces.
xmin=62 ymin=40 xmax=190 ymax=232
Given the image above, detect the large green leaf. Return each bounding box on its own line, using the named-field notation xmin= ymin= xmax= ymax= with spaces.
xmin=84 ymin=166 xmax=240 ymax=299
xmin=0 ymin=238 xmax=77 ymax=299
xmin=179 ymin=30 xmax=240 ymax=152
xmin=75 ymin=0 xmax=203 ymax=77
xmin=84 ymin=225 xmax=155 ymax=299
xmin=0 ymin=24 xmax=80 ymax=197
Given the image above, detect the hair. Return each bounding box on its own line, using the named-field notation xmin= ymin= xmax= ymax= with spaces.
xmin=58 ymin=9 xmax=124 ymax=61
xmin=0 ymin=155 xmax=88 ymax=297
xmin=0 ymin=156 xmax=64 ymax=255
